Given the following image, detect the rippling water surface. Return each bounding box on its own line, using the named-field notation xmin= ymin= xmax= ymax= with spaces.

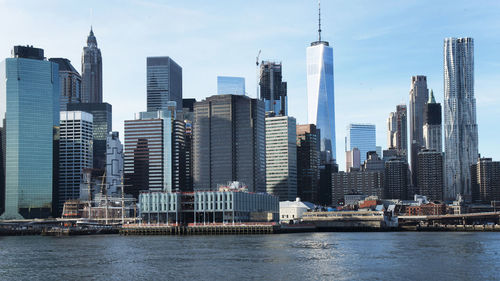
xmin=1 ymin=232 xmax=500 ymax=280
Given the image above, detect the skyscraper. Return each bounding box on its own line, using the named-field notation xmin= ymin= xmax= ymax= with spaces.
xmin=471 ymin=158 xmax=500 ymax=203
xmin=259 ymin=61 xmax=287 ymax=116
xmin=58 ymin=111 xmax=93 ymax=212
xmin=296 ymin=124 xmax=320 ymax=203
xmin=217 ymin=76 xmax=245 ymax=95
xmin=409 ymin=75 xmax=429 ymax=187
xmin=265 ymin=116 xmax=297 ymax=201
xmin=193 ymin=95 xmax=265 ymax=192
xmin=387 ymin=104 xmax=407 ymax=159
xmin=444 ymin=37 xmax=478 ymax=200
xmin=67 ymin=103 xmax=112 ymax=171
xmin=49 ymin=58 xmax=81 ymax=110
xmin=81 ymin=28 xmax=102 ymax=103
xmin=106 ymin=131 xmax=124 ymax=195
xmin=345 ymin=148 xmax=360 ymax=172
xmin=345 ymin=124 xmax=376 ymax=164
xmin=384 ymin=158 xmax=409 ymax=200
xmin=124 ymin=103 xmax=184 ymax=197
xmin=0 ymin=46 xmax=59 ymax=219
xmin=147 ymin=56 xmax=182 ymax=112
xmin=306 ymin=1 xmax=336 ymax=163
xmin=417 ymin=149 xmax=444 ymax=201
xmin=423 ymin=90 xmax=442 ymax=152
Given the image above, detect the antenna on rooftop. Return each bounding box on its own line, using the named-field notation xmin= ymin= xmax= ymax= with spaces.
xmin=318 ymin=0 xmax=322 ymax=41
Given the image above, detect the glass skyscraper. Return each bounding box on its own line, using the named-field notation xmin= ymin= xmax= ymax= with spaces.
xmin=443 ymin=37 xmax=478 ymax=201
xmin=147 ymin=56 xmax=182 ymax=112
xmin=0 ymin=46 xmax=59 ymax=219
xmin=306 ymin=9 xmax=336 ymax=163
xmin=217 ymin=76 xmax=245 ymax=95
xmin=345 ymin=124 xmax=376 ymax=164
xmin=259 ymin=61 xmax=287 ymax=116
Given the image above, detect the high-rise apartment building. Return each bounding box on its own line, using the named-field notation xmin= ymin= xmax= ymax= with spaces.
xmin=409 ymin=75 xmax=429 ymax=187
xmin=259 ymin=61 xmax=287 ymax=116
xmin=417 ymin=149 xmax=444 ymax=201
xmin=346 ymin=124 xmax=376 ymax=164
xmin=106 ymin=131 xmax=124 ymax=195
xmin=58 ymin=111 xmax=93 ymax=212
xmin=124 ymin=103 xmax=184 ymax=198
xmin=423 ymin=90 xmax=442 ymax=152
xmin=296 ymin=124 xmax=320 ymax=203
xmin=471 ymin=158 xmax=500 ymax=204
xmin=147 ymin=56 xmax=182 ymax=112
xmin=444 ymin=37 xmax=478 ymax=200
xmin=217 ymin=76 xmax=245 ymax=95
xmin=306 ymin=5 xmax=336 ymax=163
xmin=265 ymin=116 xmax=297 ymax=201
xmin=384 ymin=158 xmax=409 ymax=200
xmin=49 ymin=58 xmax=81 ymax=110
xmin=67 ymin=103 xmax=112 ymax=171
xmin=0 ymin=46 xmax=59 ymax=219
xmin=193 ymin=95 xmax=265 ymax=192
xmin=387 ymin=104 xmax=407 ymax=159
xmin=81 ymin=28 xmax=102 ymax=103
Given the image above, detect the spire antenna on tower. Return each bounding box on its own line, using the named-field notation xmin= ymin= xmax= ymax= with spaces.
xmin=318 ymin=0 xmax=322 ymax=41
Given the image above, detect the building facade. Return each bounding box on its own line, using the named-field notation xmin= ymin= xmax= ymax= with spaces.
xmin=49 ymin=58 xmax=81 ymax=110
xmin=58 ymin=111 xmax=93 ymax=212
xmin=0 ymin=46 xmax=59 ymax=219
xmin=259 ymin=61 xmax=287 ymax=116
xmin=387 ymin=104 xmax=407 ymax=159
xmin=217 ymin=76 xmax=245 ymax=95
xmin=345 ymin=148 xmax=360 ymax=172
xmin=106 ymin=131 xmax=124 ymax=195
xmin=124 ymin=104 xmax=184 ymax=198
xmin=417 ymin=149 xmax=444 ymax=201
xmin=265 ymin=116 xmax=297 ymax=201
xmin=193 ymin=95 xmax=265 ymax=193
xmin=423 ymin=90 xmax=442 ymax=152
xmin=345 ymin=124 xmax=376 ymax=164
xmin=296 ymin=124 xmax=320 ymax=203
xmin=409 ymin=75 xmax=429 ymax=187
xmin=444 ymin=37 xmax=478 ymax=200
xmin=306 ymin=35 xmax=336 ymax=163
xmin=81 ymin=28 xmax=102 ymax=103
xmin=384 ymin=158 xmax=409 ymax=200
xmin=471 ymin=158 xmax=500 ymax=204
xmin=67 ymin=103 xmax=112 ymax=171
xmin=147 ymin=56 xmax=182 ymax=112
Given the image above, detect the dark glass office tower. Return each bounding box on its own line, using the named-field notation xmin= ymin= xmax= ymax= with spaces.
xmin=409 ymin=75 xmax=429 ymax=189
xmin=296 ymin=124 xmax=320 ymax=203
xmin=259 ymin=61 xmax=287 ymax=116
xmin=67 ymin=103 xmax=112 ymax=171
xmin=81 ymin=28 xmax=103 ymax=103
xmin=193 ymin=95 xmax=265 ymax=193
xmin=147 ymin=57 xmax=182 ymax=112
xmin=49 ymin=58 xmax=81 ymax=110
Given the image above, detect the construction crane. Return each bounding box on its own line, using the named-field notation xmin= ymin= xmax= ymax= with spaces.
xmin=256 ymin=50 xmax=261 ymax=99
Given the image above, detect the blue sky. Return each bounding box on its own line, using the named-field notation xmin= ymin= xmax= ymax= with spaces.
xmin=1 ymin=0 xmax=499 ymax=170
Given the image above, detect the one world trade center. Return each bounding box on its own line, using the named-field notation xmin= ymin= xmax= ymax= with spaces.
xmin=306 ymin=1 xmax=336 ymax=163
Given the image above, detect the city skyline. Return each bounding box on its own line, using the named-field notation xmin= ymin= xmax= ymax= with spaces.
xmin=0 ymin=1 xmax=499 ymax=171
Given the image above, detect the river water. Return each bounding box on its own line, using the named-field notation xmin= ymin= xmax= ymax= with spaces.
xmin=1 ymin=232 xmax=499 ymax=280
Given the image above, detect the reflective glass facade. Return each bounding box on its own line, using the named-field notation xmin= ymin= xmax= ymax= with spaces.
xmin=147 ymin=57 xmax=182 ymax=112
xmin=0 ymin=55 xmax=59 ymax=219
xmin=306 ymin=42 xmax=335 ymax=163
xmin=345 ymin=124 xmax=376 ymax=164
xmin=217 ymin=76 xmax=245 ymax=95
